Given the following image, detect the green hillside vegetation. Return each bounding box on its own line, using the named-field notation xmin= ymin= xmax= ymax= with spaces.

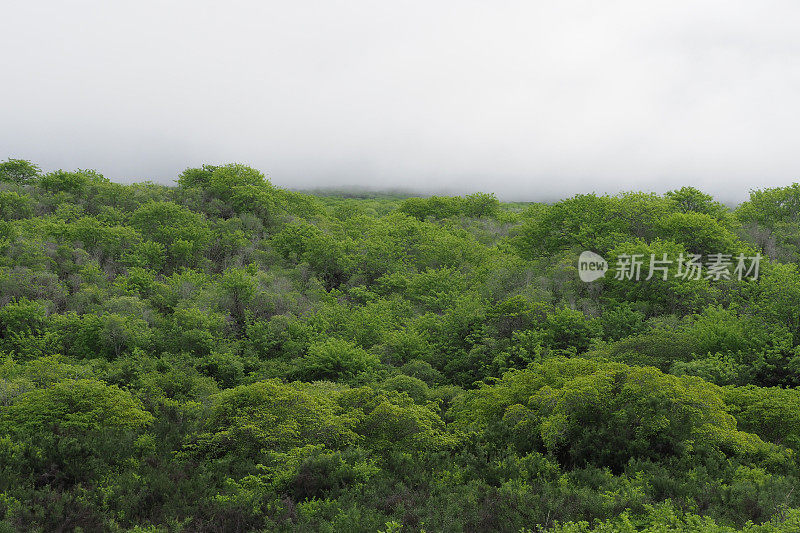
xmin=2 ymin=158 xmax=800 ymax=531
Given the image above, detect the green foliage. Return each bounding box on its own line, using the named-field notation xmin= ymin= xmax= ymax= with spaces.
xmin=543 ymin=306 xmax=601 ymax=353
xmin=603 ymin=239 xmax=716 ymax=315
xmin=0 ymin=158 xmax=40 ymax=183
xmin=0 ymin=379 xmax=152 ymax=491
xmin=597 ymin=302 xmax=647 ymax=341
xmin=722 ymin=385 xmax=800 ymax=450
xmin=512 ymin=193 xmax=670 ymax=257
xmin=2 ymin=159 xmax=800 ymax=531
xmin=398 ymin=195 xmax=465 ymax=220
xmin=129 ymin=201 xmax=211 ymax=267
xmin=177 ymin=163 xmax=219 ymax=189
xmin=39 ymin=168 xmax=108 ymax=193
xmin=657 ymin=212 xmax=740 ymax=255
xmin=271 ymin=220 xmax=348 ymax=288
xmin=0 ymin=191 xmax=34 ymax=220
xmin=455 ymin=358 xmax=790 ymax=473
xmin=544 ymin=502 xmax=800 ymax=532
xmin=666 ymin=186 xmax=728 ymax=217
xmin=398 ymin=192 xmax=500 ymax=220
xmin=0 ymin=298 xmax=51 ymax=359
xmin=188 ymin=380 xmax=358 ymax=461
xmin=295 ymin=338 xmax=379 ymax=381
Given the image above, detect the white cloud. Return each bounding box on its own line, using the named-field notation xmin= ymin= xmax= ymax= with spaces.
xmin=2 ymin=0 xmax=799 ymax=202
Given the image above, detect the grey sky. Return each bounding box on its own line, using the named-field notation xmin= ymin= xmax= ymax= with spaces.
xmin=2 ymin=1 xmax=799 ymax=202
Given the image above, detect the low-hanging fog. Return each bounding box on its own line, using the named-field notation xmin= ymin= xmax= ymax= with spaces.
xmin=2 ymin=0 xmax=799 ymax=203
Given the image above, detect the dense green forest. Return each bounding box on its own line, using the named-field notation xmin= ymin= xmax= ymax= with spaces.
xmin=2 ymin=158 xmax=800 ymax=532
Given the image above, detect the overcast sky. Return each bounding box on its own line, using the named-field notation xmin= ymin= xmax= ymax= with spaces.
xmin=2 ymin=1 xmax=799 ymax=202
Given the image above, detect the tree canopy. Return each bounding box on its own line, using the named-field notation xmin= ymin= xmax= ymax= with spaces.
xmin=1 ymin=161 xmax=799 ymax=531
